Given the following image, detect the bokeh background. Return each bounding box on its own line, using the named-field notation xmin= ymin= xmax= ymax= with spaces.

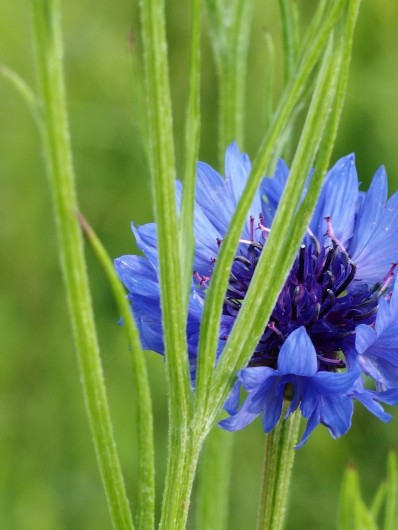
xmin=2 ymin=1 xmax=398 ymax=529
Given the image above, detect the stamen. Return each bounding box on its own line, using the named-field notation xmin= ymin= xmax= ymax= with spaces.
xmin=318 ymin=247 xmax=335 ymax=279
xmin=292 ymin=285 xmax=301 ymax=320
xmin=324 ymin=216 xmax=347 ymax=254
xmin=234 ymin=256 xmax=252 ymax=267
xmin=268 ymin=321 xmax=284 ymax=339
xmin=317 ymin=355 xmax=346 ymax=368
xmin=249 ymin=215 xmax=255 ymax=241
xmin=193 ymin=271 xmax=210 ymax=287
xmin=379 ymin=262 xmax=397 ymax=292
xmin=308 ymin=303 xmax=321 ymax=325
xmin=335 ymin=261 xmax=357 ymax=296
xmin=297 ymin=245 xmax=306 ymax=283
xmin=258 ymin=213 xmax=270 ymax=240
xmin=307 ymin=227 xmax=321 ymax=256
xmin=319 ymin=289 xmax=335 ymax=316
xmin=352 ymin=306 xmax=378 ymax=320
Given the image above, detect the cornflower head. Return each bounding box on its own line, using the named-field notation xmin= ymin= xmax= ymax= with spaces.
xmin=115 ymin=143 xmax=398 ymax=446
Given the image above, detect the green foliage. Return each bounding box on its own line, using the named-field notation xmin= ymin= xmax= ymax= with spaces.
xmin=338 ymin=452 xmax=398 ymax=530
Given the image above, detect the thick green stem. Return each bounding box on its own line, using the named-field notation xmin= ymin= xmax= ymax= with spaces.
xmin=30 ymin=1 xmax=134 ymax=528
xmin=256 ymin=411 xmax=301 ymax=530
xmin=159 ymin=427 xmax=204 ymax=530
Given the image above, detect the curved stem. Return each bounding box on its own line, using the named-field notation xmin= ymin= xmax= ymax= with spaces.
xmin=256 ymin=410 xmax=301 ymax=530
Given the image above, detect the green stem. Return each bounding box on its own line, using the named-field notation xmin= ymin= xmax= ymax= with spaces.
xmin=138 ymin=0 xmax=192 ymax=428
xmin=159 ymin=427 xmax=204 ymax=530
xmin=30 ymin=1 xmax=134 ymax=528
xmin=180 ymin=0 xmax=202 ymax=311
xmin=278 ymin=0 xmax=300 ymax=84
xmin=204 ymin=0 xmax=254 ymax=167
xmin=256 ymin=411 xmax=301 ymax=530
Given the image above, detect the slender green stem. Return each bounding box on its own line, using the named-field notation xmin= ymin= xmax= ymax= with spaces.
xmin=180 ymin=0 xmax=202 ymax=311
xmin=204 ymin=0 xmax=254 ymax=166
xmin=0 ymin=65 xmax=43 ymax=131
xmin=78 ymin=214 xmax=155 ymax=530
xmin=218 ymin=0 xmax=254 ymax=158
xmin=30 ymin=1 xmax=134 ymax=528
xmin=263 ymin=32 xmax=275 ymax=131
xmin=278 ymin=0 xmax=300 ymax=84
xmin=256 ymin=411 xmax=301 ymax=530
xmin=138 ymin=0 xmax=192 ymax=427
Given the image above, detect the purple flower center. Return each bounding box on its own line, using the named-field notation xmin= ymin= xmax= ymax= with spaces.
xmin=194 ymin=215 xmax=395 ymax=373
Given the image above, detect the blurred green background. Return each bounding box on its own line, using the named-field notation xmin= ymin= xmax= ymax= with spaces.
xmin=1 ymin=1 xmax=398 ymax=529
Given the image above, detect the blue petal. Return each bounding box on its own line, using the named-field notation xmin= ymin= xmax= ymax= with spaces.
xmin=261 ymin=159 xmax=290 ymax=222
xmin=296 ymin=407 xmax=320 ymax=448
xmin=114 ymin=255 xmax=159 ymax=297
xmin=309 ymin=154 xmax=358 ymax=246
xmin=224 ymin=381 xmax=241 ymax=414
xmin=351 ymin=389 xmax=392 ymax=422
xmin=350 ymin=180 xmax=398 ymax=284
xmin=225 ymin=142 xmax=252 ymax=206
xmin=219 ymin=391 xmax=263 ymax=431
xmin=238 ymin=366 xmax=274 ymax=391
xmin=277 ymin=327 xmax=318 ymax=376
xmin=319 ymin=394 xmax=353 ymax=439
xmin=348 ymin=166 xmax=387 ymax=265
xmin=195 ymin=161 xmax=234 ymax=233
xmin=260 ymin=379 xmax=285 ymax=432
xmin=355 ymin=324 xmax=377 ymax=354
xmin=357 ymin=284 xmax=398 ymax=388
xmin=131 ymin=222 xmax=158 ymax=266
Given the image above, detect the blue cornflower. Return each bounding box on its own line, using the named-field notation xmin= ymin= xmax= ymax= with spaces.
xmin=115 ymin=143 xmax=398 ymax=446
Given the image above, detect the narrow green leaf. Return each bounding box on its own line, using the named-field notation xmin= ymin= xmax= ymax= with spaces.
xmin=180 ymin=0 xmax=202 ymax=311
xmin=137 ymin=0 xmax=198 ymax=528
xmin=128 ymin=29 xmax=149 ymax=162
xmin=0 ymin=65 xmax=43 ymax=131
xmin=30 ymin=1 xmax=134 ymax=528
xmin=77 ymin=213 xmax=155 ymax=530
xmin=370 ymin=481 xmax=387 ymax=522
xmin=278 ymin=0 xmax=300 ymax=84
xmin=355 ymin=499 xmax=378 ymax=530
xmin=203 ymin=0 xmax=254 ymax=165
xmin=338 ymin=465 xmax=359 ymax=530
xmin=138 ymin=0 xmax=191 ymax=422
xmin=263 ymin=31 xmax=275 ymax=131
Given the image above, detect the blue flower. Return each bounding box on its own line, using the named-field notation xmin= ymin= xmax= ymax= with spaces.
xmin=115 ymin=143 xmax=398 ymax=445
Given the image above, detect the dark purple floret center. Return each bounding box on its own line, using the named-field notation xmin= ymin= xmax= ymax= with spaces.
xmin=194 ymin=215 xmax=392 ymax=373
